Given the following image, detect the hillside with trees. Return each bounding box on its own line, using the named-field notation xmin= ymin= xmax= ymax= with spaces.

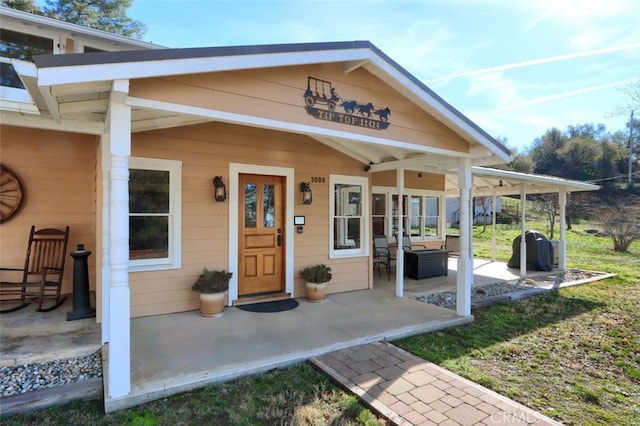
xmin=497 ymin=115 xmax=640 ymax=251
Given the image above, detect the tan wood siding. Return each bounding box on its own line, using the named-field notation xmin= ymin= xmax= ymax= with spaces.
xmin=0 ymin=126 xmax=97 ymax=297
xmin=129 ymin=121 xmax=371 ymax=317
xmin=129 ymin=64 xmax=470 ymax=154
xmin=372 ymin=170 xmax=445 ymax=191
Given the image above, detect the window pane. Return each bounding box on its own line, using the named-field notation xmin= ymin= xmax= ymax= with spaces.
xmin=1 ymin=63 xmax=25 ymax=89
xmin=372 ymin=193 xmax=386 ymax=215
xmin=348 ymin=217 xmax=361 ymax=248
xmin=333 ymin=217 xmax=361 ymax=250
xmin=263 ymin=184 xmax=275 ymax=228
xmin=425 ymin=197 xmax=438 ymax=236
xmin=130 ymin=169 xmax=169 ymax=213
xmin=372 ymin=193 xmax=386 ymax=236
xmin=244 ymin=183 xmax=257 ymax=228
xmin=0 ymin=29 xmax=52 ymax=61
xmin=373 ymin=217 xmax=385 ymax=236
xmin=426 ymin=197 xmax=439 ymax=216
xmin=335 ymin=184 xmax=362 ymax=216
xmin=129 ymin=216 xmax=168 ymax=259
xmin=410 ymin=196 xmax=422 ymax=236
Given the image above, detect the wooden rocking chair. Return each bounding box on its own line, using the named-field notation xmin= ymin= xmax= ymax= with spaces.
xmin=0 ymin=226 xmax=70 ymax=313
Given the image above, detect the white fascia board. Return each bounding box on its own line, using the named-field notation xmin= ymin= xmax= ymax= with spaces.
xmin=363 ymin=55 xmax=512 ymax=163
xmin=0 ymin=110 xmax=104 ymax=134
xmin=126 ymin=95 xmax=461 ymax=155
xmin=472 ymin=167 xmax=600 ymax=192
xmin=36 ymin=48 xmax=372 ymax=86
xmin=0 ymin=98 xmax=39 ymax=114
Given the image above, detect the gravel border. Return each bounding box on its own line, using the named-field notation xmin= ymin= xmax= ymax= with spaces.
xmin=0 ymin=351 xmax=102 ymax=397
xmin=413 ymin=269 xmax=608 ymax=308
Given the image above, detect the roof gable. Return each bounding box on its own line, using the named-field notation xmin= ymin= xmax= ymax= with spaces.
xmin=32 ymin=41 xmax=512 ymax=165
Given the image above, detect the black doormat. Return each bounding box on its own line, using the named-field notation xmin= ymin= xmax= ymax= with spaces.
xmin=236 ymin=298 xmax=299 ymax=313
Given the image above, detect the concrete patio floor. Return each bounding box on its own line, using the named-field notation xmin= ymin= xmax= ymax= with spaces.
xmin=1 ymin=258 xmax=540 ymax=414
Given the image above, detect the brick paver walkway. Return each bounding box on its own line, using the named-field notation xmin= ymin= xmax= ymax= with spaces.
xmin=310 ymin=342 xmax=562 ymax=425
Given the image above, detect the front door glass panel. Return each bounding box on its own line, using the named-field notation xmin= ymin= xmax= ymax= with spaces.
xmin=244 ymin=183 xmax=257 ymax=228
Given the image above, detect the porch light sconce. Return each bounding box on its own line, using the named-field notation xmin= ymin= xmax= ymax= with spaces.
xmin=213 ymin=176 xmax=226 ymax=202
xmin=417 ymin=171 xmax=423 ymax=178
xmin=300 ymin=182 xmax=312 ymax=205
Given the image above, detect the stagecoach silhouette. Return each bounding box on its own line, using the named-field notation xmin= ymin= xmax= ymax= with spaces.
xmin=303 ymin=77 xmax=340 ymax=111
xmin=303 ymin=76 xmax=391 ymax=124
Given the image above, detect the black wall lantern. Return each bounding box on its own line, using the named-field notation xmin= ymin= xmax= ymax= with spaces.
xmin=213 ymin=176 xmax=226 ymax=202
xmin=300 ymin=182 xmax=312 ymax=205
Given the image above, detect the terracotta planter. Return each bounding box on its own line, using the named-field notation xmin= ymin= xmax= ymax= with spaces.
xmin=305 ymin=282 xmax=327 ymax=303
xmin=198 ymin=291 xmax=227 ymax=317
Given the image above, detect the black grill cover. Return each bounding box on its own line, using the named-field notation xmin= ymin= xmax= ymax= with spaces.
xmin=507 ymin=230 xmax=554 ymax=271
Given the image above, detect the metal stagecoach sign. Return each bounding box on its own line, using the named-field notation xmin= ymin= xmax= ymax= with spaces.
xmin=303 ymin=76 xmax=391 ymax=130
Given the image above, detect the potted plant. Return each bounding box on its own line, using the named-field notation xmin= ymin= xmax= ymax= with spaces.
xmin=299 ymin=264 xmax=332 ymax=303
xmin=191 ymin=268 xmax=232 ymax=317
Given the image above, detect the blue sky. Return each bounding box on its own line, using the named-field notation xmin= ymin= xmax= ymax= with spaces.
xmin=128 ymin=0 xmax=639 ymax=152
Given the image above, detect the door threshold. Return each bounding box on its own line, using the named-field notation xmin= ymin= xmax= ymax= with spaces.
xmin=233 ymin=292 xmax=291 ymax=306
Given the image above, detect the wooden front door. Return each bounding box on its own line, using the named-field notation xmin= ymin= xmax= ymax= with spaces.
xmin=238 ymin=174 xmax=285 ymax=296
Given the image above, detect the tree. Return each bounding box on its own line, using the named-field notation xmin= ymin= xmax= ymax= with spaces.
xmin=0 ymin=0 xmax=40 ymax=13
xmin=612 ymin=80 xmax=640 ymax=186
xmin=508 ymin=153 xmax=535 ymax=174
xmin=1 ymin=0 xmax=146 ymax=38
xmin=43 ymin=0 xmax=146 ymax=38
xmin=530 ymin=127 xmax=567 ymax=176
xmin=557 ymin=137 xmax=599 ymax=180
xmin=603 ymin=205 xmax=640 ymax=252
xmin=530 ymin=194 xmax=559 ymax=239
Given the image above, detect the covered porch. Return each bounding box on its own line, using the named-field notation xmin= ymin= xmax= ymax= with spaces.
xmin=2 ymin=257 xmax=540 ymax=412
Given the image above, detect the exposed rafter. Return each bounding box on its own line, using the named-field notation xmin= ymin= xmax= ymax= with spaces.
xmin=344 ymin=59 xmax=368 ymax=74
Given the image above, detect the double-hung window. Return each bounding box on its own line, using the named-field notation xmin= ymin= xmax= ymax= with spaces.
xmin=129 ymin=157 xmax=182 ymax=271
xmin=330 ymin=175 xmax=369 ymax=258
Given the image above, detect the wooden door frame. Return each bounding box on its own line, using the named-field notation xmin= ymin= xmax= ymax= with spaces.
xmin=228 ymin=163 xmax=295 ymax=305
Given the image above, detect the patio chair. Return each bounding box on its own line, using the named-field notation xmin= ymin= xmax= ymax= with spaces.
xmin=0 ymin=226 xmax=70 ymax=313
xmin=395 ymin=232 xmax=427 ymax=252
xmin=373 ymin=235 xmax=394 ymax=281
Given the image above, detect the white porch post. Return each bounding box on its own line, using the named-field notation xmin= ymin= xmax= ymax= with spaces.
xmin=107 ymin=80 xmax=131 ymax=398
xmin=491 ymin=190 xmax=497 ymax=261
xmin=519 ymin=183 xmax=527 ymax=277
xmin=456 ymin=158 xmax=472 ymax=316
xmin=558 ymin=188 xmax=567 ymax=270
xmin=395 ymin=168 xmax=404 ymax=297
xmin=100 ymin=134 xmax=111 ymax=344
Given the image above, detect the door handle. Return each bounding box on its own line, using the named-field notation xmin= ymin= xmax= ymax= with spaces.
xmin=277 ymin=235 xmax=282 ymax=246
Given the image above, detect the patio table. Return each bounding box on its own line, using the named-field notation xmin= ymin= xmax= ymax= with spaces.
xmin=404 ymin=249 xmax=449 ymax=280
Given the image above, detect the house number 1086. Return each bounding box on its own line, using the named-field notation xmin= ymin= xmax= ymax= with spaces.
xmin=310 ymin=177 xmax=325 ymax=183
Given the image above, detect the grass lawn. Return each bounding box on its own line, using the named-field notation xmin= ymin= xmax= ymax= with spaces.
xmin=395 ymin=222 xmax=640 ymax=425
xmin=1 ymin=364 xmax=386 ymax=425
xmin=2 ymin=221 xmax=638 ymax=425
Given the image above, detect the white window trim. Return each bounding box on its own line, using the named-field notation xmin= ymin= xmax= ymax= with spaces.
xmin=373 ymin=186 xmax=445 ymax=241
xmin=330 ymin=175 xmax=369 ymax=259
xmin=128 ymin=157 xmax=182 ymax=272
